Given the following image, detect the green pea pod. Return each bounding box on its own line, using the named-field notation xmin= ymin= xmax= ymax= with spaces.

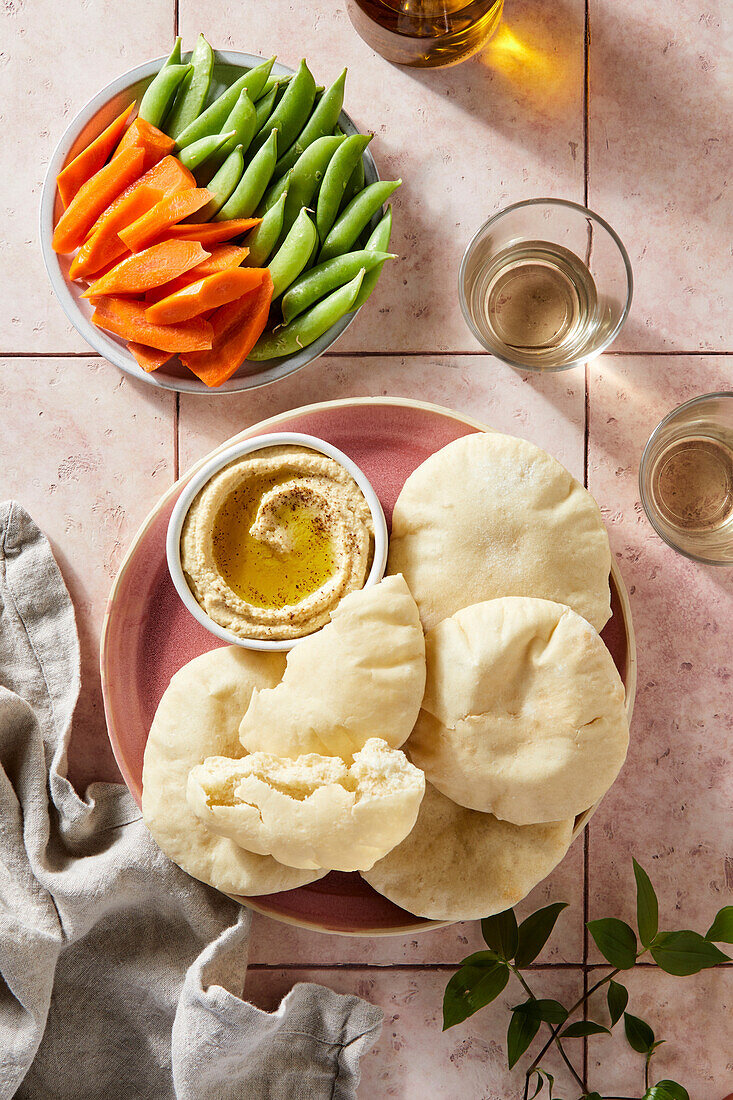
xmin=198 ymin=145 xmax=245 ymax=221
xmin=268 ymin=207 xmax=318 ymax=299
xmin=174 ymin=57 xmax=275 ymax=149
xmin=201 ymin=90 xmax=258 ymax=180
xmin=249 ymin=269 xmax=365 ymax=360
xmin=316 ymin=133 xmax=372 ymax=241
xmin=281 ymin=249 xmax=394 ymax=323
xmin=279 ymin=135 xmax=345 ymax=241
xmin=165 ymin=34 xmax=215 ymax=139
xmin=340 ymin=152 xmax=366 ymax=213
xmin=178 ymin=130 xmax=236 ymax=171
xmin=242 ymin=188 xmax=288 ymax=266
xmin=256 ymin=167 xmax=292 ymax=217
xmin=253 ymin=86 xmax=277 ymax=134
xmin=319 ymin=179 xmax=401 ymax=263
xmin=275 ymin=69 xmax=347 ymax=177
xmin=139 ymin=64 xmax=191 ymax=128
xmin=164 ymin=37 xmax=182 ymax=67
xmin=257 ymin=73 xmax=292 ymax=100
xmin=216 ymin=130 xmax=278 ymax=220
xmin=352 ymin=205 xmax=393 ymax=309
xmin=248 ymin=59 xmax=316 ymax=159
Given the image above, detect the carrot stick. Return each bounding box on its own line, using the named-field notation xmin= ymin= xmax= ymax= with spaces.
xmin=145 ymin=267 xmax=267 ymax=324
xmin=114 ymin=117 xmax=176 ymax=172
xmin=144 ymin=245 xmax=249 ymax=303
xmin=82 ymin=240 xmax=209 ymax=297
xmin=56 ymin=102 xmax=135 ymax=208
xmin=128 ymin=342 xmax=172 ymax=373
xmin=119 ymin=188 xmax=212 ymax=253
xmin=69 ymin=184 xmax=162 ymax=280
xmin=181 ymin=272 xmax=273 ymax=387
xmin=53 ymin=146 xmax=145 ymax=254
xmin=91 ymin=296 xmax=213 ymax=352
xmin=163 ymin=219 xmax=260 ymax=245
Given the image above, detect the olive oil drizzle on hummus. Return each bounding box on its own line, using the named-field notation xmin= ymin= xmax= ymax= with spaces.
xmin=212 ymin=474 xmax=338 ymax=609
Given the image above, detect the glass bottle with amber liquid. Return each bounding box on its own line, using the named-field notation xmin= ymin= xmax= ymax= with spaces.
xmin=347 ymin=0 xmax=504 ymax=68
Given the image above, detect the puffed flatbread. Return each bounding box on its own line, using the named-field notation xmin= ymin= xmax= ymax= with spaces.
xmin=362 ymin=781 xmax=574 ymax=922
xmin=387 ymin=432 xmax=612 ymax=632
xmin=408 ymin=597 xmax=629 ymax=825
xmin=239 ymin=574 xmax=426 ymax=760
xmin=142 ymin=646 xmax=326 ymax=896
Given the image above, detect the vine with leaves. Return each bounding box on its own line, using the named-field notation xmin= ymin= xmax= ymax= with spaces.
xmin=442 ymin=859 xmax=732 ymax=1099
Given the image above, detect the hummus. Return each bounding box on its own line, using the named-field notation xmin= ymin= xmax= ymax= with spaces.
xmin=181 ymin=446 xmax=375 ymax=640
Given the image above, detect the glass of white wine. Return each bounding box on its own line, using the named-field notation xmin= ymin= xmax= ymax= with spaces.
xmin=640 ymin=392 xmax=733 ymax=565
xmin=458 ymin=199 xmax=633 ymax=371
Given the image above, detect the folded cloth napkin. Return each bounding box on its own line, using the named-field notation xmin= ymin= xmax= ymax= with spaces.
xmin=0 ymin=502 xmax=382 ymax=1100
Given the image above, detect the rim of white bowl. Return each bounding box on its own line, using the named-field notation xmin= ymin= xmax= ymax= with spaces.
xmin=39 ymin=51 xmax=380 ymax=394
xmin=166 ymin=432 xmax=390 ymax=651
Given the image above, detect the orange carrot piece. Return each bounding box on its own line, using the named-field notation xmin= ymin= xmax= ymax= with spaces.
xmin=145 ymin=267 xmax=267 ymax=325
xmin=82 ymin=240 xmax=209 ymax=298
xmin=70 ymin=156 xmax=197 ymax=278
xmin=56 ymin=102 xmax=135 ymax=208
xmin=120 ymin=189 xmax=212 ymax=253
xmin=128 ymin=342 xmax=172 ymax=373
xmin=163 ymin=219 xmax=260 ymax=245
xmin=181 ymin=273 xmax=274 ymax=387
xmin=52 ymin=147 xmax=145 ymax=254
xmin=114 ymin=117 xmax=175 ymax=173
xmin=91 ymin=296 xmax=213 ymax=352
xmin=144 ymin=245 xmax=249 ymax=303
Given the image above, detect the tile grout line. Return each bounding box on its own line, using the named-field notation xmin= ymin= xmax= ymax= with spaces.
xmin=173 ymin=0 xmax=179 ymax=37
xmin=2 ymin=349 xmax=731 ymax=359
xmin=582 ymin=0 xmax=591 ymax=1087
xmin=244 ymin=961 xmax=733 ymax=972
xmin=173 ymin=393 xmax=180 ymax=480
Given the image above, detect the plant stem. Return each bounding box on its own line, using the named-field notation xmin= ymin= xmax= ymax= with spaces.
xmin=526 ymin=966 xmax=621 ymax=1078
xmin=511 ymin=967 xmax=585 ymax=1094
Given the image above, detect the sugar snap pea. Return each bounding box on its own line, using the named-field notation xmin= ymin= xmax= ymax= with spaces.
xmin=316 ymin=133 xmax=372 ymax=241
xmin=164 ymin=37 xmax=182 ymax=67
xmin=257 ymin=73 xmax=292 ymax=100
xmin=253 ymin=86 xmax=277 ymax=134
xmin=165 ymin=33 xmax=214 ymax=139
xmin=281 ymin=249 xmax=394 ymax=323
xmin=339 ymin=151 xmax=365 ymax=213
xmin=139 ymin=63 xmax=191 ymax=128
xmin=215 ymin=130 xmax=278 ymax=221
xmin=275 ymin=69 xmax=347 ymax=176
xmin=249 ymin=269 xmax=365 ymax=360
xmin=242 ymin=188 xmax=288 ymax=266
xmin=256 ymin=167 xmax=292 ymax=216
xmin=318 ymin=180 xmax=401 ymax=263
xmin=279 ymin=135 xmax=345 ymax=240
xmin=173 ymin=57 xmax=274 ymax=148
xmin=178 ymin=130 xmax=235 ymax=171
xmin=248 ymin=59 xmax=316 ymax=159
xmin=352 ymin=205 xmax=393 ymax=309
xmin=268 ymin=207 xmax=318 ymax=299
xmin=198 ymin=145 xmax=244 ymax=220
xmin=203 ymin=89 xmax=257 ymax=175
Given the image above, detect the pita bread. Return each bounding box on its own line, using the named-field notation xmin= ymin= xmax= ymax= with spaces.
xmin=362 ymin=781 xmax=574 ymax=921
xmin=142 ymin=646 xmax=326 ymax=896
xmin=239 ymin=574 xmax=426 ymax=760
xmin=187 ymin=738 xmax=425 ymax=872
xmin=408 ymin=597 xmax=629 ymax=825
xmin=387 ymin=432 xmax=612 ymax=632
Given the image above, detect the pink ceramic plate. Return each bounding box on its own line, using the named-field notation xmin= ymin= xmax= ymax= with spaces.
xmin=101 ymin=397 xmax=636 ymax=936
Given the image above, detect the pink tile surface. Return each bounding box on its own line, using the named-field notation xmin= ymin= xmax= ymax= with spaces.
xmin=1 ymin=0 xmax=173 ymax=352
xmin=0 ymin=359 xmax=174 ymax=789
xmin=179 ymin=0 xmax=585 ymax=353
xmin=244 ymin=966 xmax=584 ymax=1098
xmin=587 ymin=354 xmax=733 ymax=948
xmin=589 ymin=0 xmax=732 ymax=351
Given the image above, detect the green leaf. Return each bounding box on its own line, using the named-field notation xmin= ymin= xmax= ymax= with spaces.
xmin=514 ymin=902 xmax=568 ymax=967
xmin=624 ymin=1011 xmax=655 ymax=1053
xmin=459 ymin=949 xmax=503 ymax=967
xmin=481 ymin=909 xmax=518 ymax=960
xmin=587 ymin=917 xmax=638 ymax=969
xmin=644 ymin=1080 xmax=690 ymax=1100
xmin=584 ymin=1094 xmax=604 ymax=1100
xmin=560 ymin=1020 xmax=610 ymax=1038
xmin=650 ymin=929 xmax=730 ymax=975
xmin=512 ymin=998 xmax=569 ymax=1025
xmin=607 ymin=979 xmax=629 ymax=1026
xmin=507 ymin=1007 xmax=541 ymax=1069
xmin=442 ymin=961 xmax=509 ymax=1029
xmin=527 ymin=1070 xmax=544 ymax=1100
xmin=633 ymin=858 xmax=659 ymax=946
xmin=706 ymin=904 xmax=733 ymax=944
